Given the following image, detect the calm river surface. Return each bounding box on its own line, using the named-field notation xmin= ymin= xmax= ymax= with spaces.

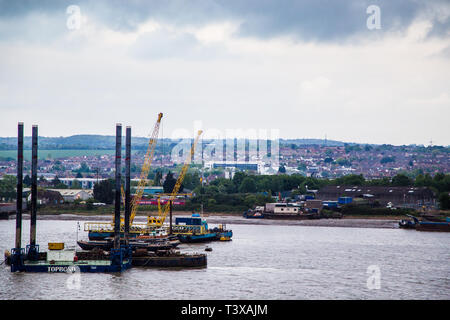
xmin=0 ymin=219 xmax=449 ymax=300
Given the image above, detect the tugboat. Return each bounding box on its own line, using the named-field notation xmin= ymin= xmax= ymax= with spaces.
xmin=173 ymin=213 xmax=233 ymax=243
xmin=399 ymin=215 xmax=418 ymax=229
xmin=243 ymin=207 xmax=265 ymax=219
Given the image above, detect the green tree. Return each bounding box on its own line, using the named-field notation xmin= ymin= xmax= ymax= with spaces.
xmin=438 ymin=192 xmax=450 ymax=210
xmin=154 ymin=170 xmax=163 ymax=186
xmin=51 ymin=176 xmax=67 ymax=189
xmin=163 ymin=171 xmax=182 ymax=193
xmin=392 ymin=174 xmax=412 ymax=186
xmin=335 ymin=174 xmax=365 ymax=186
xmin=23 ymin=175 xmax=32 ymax=187
xmin=380 ymin=156 xmax=395 ymax=164
xmin=239 ymin=177 xmax=257 ymax=193
xmin=414 ymin=173 xmax=433 ymax=187
xmin=85 ymin=198 xmax=96 ymax=210
xmin=93 ymin=179 xmax=115 ymax=204
xmin=182 ymin=172 xmax=201 ymax=190
xmin=79 ymin=162 xmax=90 ymax=172
xmin=244 ymin=194 xmax=257 ymax=208
xmin=336 ymin=158 xmax=351 ymax=166
xmin=0 ymin=175 xmax=16 ymax=200
xmin=232 ymin=171 xmax=247 ymax=188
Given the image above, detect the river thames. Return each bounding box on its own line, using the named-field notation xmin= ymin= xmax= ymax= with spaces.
xmin=0 ymin=219 xmax=449 ymax=300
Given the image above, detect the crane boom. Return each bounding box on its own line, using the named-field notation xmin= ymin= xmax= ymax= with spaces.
xmin=129 ymin=112 xmax=163 ymax=225
xmin=148 ymin=130 xmax=203 ymax=226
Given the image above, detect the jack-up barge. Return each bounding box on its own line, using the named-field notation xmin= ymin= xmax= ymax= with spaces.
xmin=8 ymin=121 xmax=206 ymax=272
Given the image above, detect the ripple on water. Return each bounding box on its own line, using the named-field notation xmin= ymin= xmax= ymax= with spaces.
xmin=1 ymin=220 xmax=449 ymax=300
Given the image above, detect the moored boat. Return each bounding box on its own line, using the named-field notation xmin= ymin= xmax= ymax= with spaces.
xmin=399 ymin=214 xmax=418 ymax=229
xmin=131 ymin=250 xmax=207 ymax=268
xmin=416 ymin=219 xmax=450 ymax=232
xmin=173 ymin=214 xmax=233 ymax=243
xmin=398 ymin=215 xmax=450 ymax=232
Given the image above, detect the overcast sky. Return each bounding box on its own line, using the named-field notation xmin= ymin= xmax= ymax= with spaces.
xmin=0 ymin=0 xmax=449 ymax=145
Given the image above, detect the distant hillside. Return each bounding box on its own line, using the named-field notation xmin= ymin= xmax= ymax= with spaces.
xmin=280 ymin=139 xmax=345 ymax=146
xmin=0 ymin=135 xmax=152 ymax=150
xmin=0 ymin=135 xmax=346 ymax=150
xmin=0 ymin=135 xmax=446 ymax=151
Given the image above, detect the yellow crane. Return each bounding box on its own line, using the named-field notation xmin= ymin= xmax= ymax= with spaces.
xmin=146 ymin=130 xmax=203 ymax=227
xmin=128 ymin=113 xmax=162 ymax=225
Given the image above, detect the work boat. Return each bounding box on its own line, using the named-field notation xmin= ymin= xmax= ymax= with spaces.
xmin=173 ymin=213 xmax=233 ymax=243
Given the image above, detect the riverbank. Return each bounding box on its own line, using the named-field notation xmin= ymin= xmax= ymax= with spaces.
xmin=7 ymin=211 xmax=401 ymax=229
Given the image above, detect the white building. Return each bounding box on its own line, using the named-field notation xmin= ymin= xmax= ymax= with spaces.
xmin=49 ymin=189 xmax=93 ymax=202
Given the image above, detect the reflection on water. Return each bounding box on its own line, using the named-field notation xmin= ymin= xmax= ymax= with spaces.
xmin=0 ymin=220 xmax=449 ymax=299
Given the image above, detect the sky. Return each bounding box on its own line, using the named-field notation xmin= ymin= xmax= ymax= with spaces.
xmin=0 ymin=0 xmax=449 ymax=146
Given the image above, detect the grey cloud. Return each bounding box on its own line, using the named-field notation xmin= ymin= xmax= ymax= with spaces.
xmin=0 ymin=0 xmax=449 ymax=42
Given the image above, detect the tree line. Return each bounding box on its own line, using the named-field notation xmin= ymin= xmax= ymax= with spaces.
xmin=1 ymin=171 xmax=449 ymax=210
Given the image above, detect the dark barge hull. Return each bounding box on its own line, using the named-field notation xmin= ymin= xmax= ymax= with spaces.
xmin=77 ymin=240 xmax=178 ymax=251
xmin=177 ymin=232 xmax=220 ymax=243
xmin=132 ymin=254 xmax=207 ymax=268
xmin=0 ymin=212 xmax=13 ymax=220
xmin=416 ymin=223 xmax=450 ymax=232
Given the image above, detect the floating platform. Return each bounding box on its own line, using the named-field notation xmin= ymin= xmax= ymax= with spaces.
xmin=7 ymin=247 xmax=131 ymax=273
xmin=16 ymin=259 xmax=130 ymax=273
xmin=131 ymin=251 xmax=207 ymax=268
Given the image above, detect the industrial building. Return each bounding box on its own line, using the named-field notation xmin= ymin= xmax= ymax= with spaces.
xmin=316 ymin=185 xmax=436 ymax=208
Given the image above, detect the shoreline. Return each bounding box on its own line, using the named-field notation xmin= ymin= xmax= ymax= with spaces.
xmin=4 ymin=211 xmax=401 ymax=229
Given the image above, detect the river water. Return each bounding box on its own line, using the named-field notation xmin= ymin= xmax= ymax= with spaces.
xmin=0 ymin=219 xmax=449 ymax=300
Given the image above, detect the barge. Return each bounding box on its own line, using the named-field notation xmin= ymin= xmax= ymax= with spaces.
xmin=131 ymin=249 xmax=207 ymax=268
xmin=174 ymin=214 xmax=233 ymax=243
xmin=398 ymin=215 xmax=450 ymax=232
xmin=244 ymin=202 xmax=342 ymax=220
xmin=416 ymin=219 xmax=450 ymax=232
xmin=7 ymin=246 xmax=131 ymax=273
xmin=244 ymin=203 xmax=315 ymax=220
